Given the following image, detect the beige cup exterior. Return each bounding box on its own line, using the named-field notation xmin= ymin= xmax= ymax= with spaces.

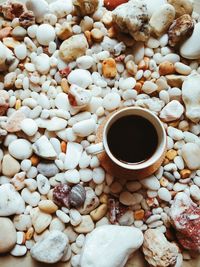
xmin=102 ymin=107 xmax=167 ymax=171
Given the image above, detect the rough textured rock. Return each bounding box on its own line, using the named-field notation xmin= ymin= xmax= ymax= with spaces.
xmin=182 ymin=73 xmax=200 ymax=123
xmin=168 ymin=14 xmax=194 ymax=47
xmin=73 ymin=0 xmax=99 ymax=16
xmin=30 ymin=230 xmax=69 ymax=263
xmin=168 ymin=0 xmax=193 ymax=18
xmin=80 ymin=225 xmax=143 ymax=267
xmin=170 ymin=192 xmax=200 ymax=251
xmin=143 ymin=229 xmax=179 ymax=267
xmin=159 ymin=100 xmax=184 ymax=122
xmin=112 ymin=0 xmax=150 ymax=42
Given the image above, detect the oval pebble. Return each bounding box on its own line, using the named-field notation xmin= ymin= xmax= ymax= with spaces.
xmin=76 ymin=56 xmax=94 ymax=69
xmin=68 ymin=69 xmax=92 ymax=89
xmin=65 ymin=169 xmax=80 ymax=184
xmin=36 ymin=24 xmax=55 ymax=46
xmin=103 ymin=92 xmax=121 ymax=111
xmin=14 ymin=44 xmax=27 ymax=60
xmin=174 ymin=62 xmax=191 ymax=75
xmin=72 ymin=119 xmax=96 ymax=137
xmin=158 ymin=187 xmax=172 ymax=202
xmin=92 ymin=167 xmax=105 ymax=184
xmin=140 ymin=175 xmax=160 ymax=190
xmin=21 ymin=118 xmax=38 ymax=136
xmin=9 ymin=139 xmax=33 ymax=160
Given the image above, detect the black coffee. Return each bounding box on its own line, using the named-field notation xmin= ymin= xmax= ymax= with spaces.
xmin=107 ymin=115 xmax=158 ymax=164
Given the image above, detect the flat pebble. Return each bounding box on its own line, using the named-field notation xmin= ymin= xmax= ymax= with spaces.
xmin=2 ymin=154 xmax=20 ymax=177
xmin=64 ymin=142 xmax=83 ymax=169
xmin=65 ymin=169 xmax=80 ymax=184
xmin=103 ymin=92 xmax=121 ymax=111
xmin=140 ymin=175 xmax=160 ymax=190
xmin=190 ymin=185 xmax=200 ymax=201
xmin=92 ymin=167 xmax=105 ymax=184
xmin=167 ymin=126 xmax=184 ymax=141
xmin=21 ymin=118 xmax=38 ymax=136
xmin=74 ymin=215 xmax=94 ymax=234
xmin=158 ymin=188 xmax=172 ymax=202
xmin=68 ymin=69 xmax=92 ymax=89
xmin=14 ymin=44 xmax=27 ymax=60
xmin=72 ymin=119 xmax=96 ymax=137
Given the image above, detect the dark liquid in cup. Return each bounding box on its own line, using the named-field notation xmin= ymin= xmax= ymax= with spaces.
xmin=107 ymin=115 xmax=158 ymax=164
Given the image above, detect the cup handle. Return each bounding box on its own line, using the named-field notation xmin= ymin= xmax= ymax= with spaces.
xmin=86 ymin=142 xmax=104 ymax=155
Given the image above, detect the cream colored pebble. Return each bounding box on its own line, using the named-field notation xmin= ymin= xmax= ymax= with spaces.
xmin=56 ymin=210 xmax=70 ymax=223
xmin=174 ymin=62 xmax=192 ymax=75
xmin=38 ymin=200 xmax=58 ymax=213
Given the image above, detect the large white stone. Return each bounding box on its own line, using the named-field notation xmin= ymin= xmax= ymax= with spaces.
xmin=49 ymin=0 xmax=73 ymax=18
xmin=68 ymin=69 xmax=92 ymax=89
xmin=143 ymin=0 xmax=167 ymax=16
xmin=0 ymin=184 xmax=25 ymax=216
xmin=159 ymin=100 xmax=184 ymax=122
xmin=72 ymin=119 xmax=96 ymax=137
xmin=32 ymin=136 xmax=57 ymax=160
xmin=36 ymin=24 xmax=55 ymax=46
xmin=80 ymin=225 xmax=143 ymax=267
xmin=180 ymin=22 xmax=200 ymax=59
xmin=181 ymin=143 xmax=200 ymax=170
xmin=182 ymin=73 xmax=200 ymax=123
xmin=64 ymin=142 xmax=83 ymax=169
xmin=8 ymin=139 xmax=33 ymax=160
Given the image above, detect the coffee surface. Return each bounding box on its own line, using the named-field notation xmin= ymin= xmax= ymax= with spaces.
xmin=107 ymin=115 xmax=158 ymax=164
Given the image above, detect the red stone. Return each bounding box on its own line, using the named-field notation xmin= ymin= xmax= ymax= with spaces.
xmin=104 ymin=0 xmax=128 ymax=11
xmin=108 ymin=198 xmax=128 ymax=224
xmin=59 ymin=66 xmax=71 ymax=78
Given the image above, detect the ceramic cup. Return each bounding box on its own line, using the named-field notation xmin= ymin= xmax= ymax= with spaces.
xmin=86 ymin=107 xmax=167 ymax=173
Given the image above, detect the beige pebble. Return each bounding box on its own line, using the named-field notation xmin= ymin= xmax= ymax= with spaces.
xmin=4 ymin=110 xmax=26 ymax=133
xmin=38 ymin=200 xmax=58 ymax=214
xmin=2 ymin=154 xmax=20 ymax=177
xmin=74 ymin=215 xmax=94 ymax=234
xmin=159 ymin=61 xmax=175 ymax=76
xmin=90 ymin=204 xmax=108 ymax=221
xmin=180 ymin=169 xmax=191 ymax=179
xmin=174 ymin=62 xmax=191 ymax=75
xmin=91 ymin=28 xmax=104 ymax=43
xmin=3 ymin=37 xmax=20 ymax=49
xmin=166 ymin=149 xmax=177 ymax=160
xmin=0 ymin=218 xmax=17 ymax=254
xmin=150 ymin=4 xmax=175 ymax=36
xmin=168 ymin=0 xmax=193 ymax=18
xmin=30 ymin=207 xmax=52 ymax=234
xmin=165 ymin=74 xmax=186 ymax=87
xmin=102 ymin=58 xmax=117 ymax=78
xmin=57 ymin=22 xmax=72 ymax=41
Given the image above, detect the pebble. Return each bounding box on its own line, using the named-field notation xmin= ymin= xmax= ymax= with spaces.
xmin=36 ymin=24 xmax=55 ymax=46
xmin=0 ymin=218 xmax=17 ymax=254
xmin=38 ymin=200 xmax=58 ymax=214
xmin=80 ymin=225 xmax=143 ymax=267
xmin=8 ymin=139 xmax=32 ymax=160
xmin=56 ymin=210 xmax=70 ymax=224
xmin=159 ymin=100 xmax=184 ymax=122
xmin=93 ymin=167 xmax=105 ymax=184
xmin=74 ymin=215 xmax=94 ymax=234
xmin=167 ymin=126 xmax=184 ymax=141
xmin=168 ymin=0 xmax=193 ymax=18
xmin=34 ymin=53 xmax=50 ymax=75
xmin=142 ymin=81 xmax=158 ymax=94
xmin=174 ymin=156 xmax=185 ymax=170
xmin=65 ymin=169 xmax=80 ymax=184
xmin=70 ymin=209 xmax=82 ymax=226
xmin=174 ymin=62 xmax=191 ymax=75
xmin=180 ymin=22 xmax=200 ymax=59
xmin=46 ymin=117 xmax=67 ymax=131
xmin=0 ymin=184 xmax=25 ymax=216
xmin=59 ymin=34 xmax=88 ymax=62
xmin=4 ymin=110 xmax=26 ymax=132
xmin=72 ymin=119 xmax=96 ymax=137
xmin=64 ymin=142 xmax=83 ymax=169
xmin=103 ymin=92 xmax=121 ymax=111
xmin=21 ymin=118 xmax=38 ymax=136
xmin=181 ymin=143 xmax=200 ymax=170
xmin=26 ymin=0 xmax=49 ymax=22
xmin=14 ymin=44 xmax=27 ymax=60
xmin=150 ymin=4 xmax=175 ymax=36
xmin=33 ymin=136 xmax=57 ymax=160
xmin=90 ymin=204 xmax=108 ymax=221
xmin=140 ymin=175 xmax=160 ymax=190
xmin=30 ymin=208 xmax=52 ymax=234
xmin=31 ymin=231 xmax=68 ymax=263
xmin=13 ymin=214 xmax=32 ymax=231
xmin=68 ymin=69 xmax=92 ymax=89
xmin=10 ymin=244 xmax=27 ymax=257
xmin=76 ymin=56 xmax=94 ymax=69
xmin=37 ymin=174 xmax=50 ymax=195
xmin=37 ymin=162 xmax=59 ymax=177
xmin=49 ymin=0 xmax=73 ymax=18
xmin=190 ymin=185 xmax=200 ymax=201
xmin=158 ymin=188 xmax=172 ymax=202
xmin=2 ymin=154 xmax=20 ymax=177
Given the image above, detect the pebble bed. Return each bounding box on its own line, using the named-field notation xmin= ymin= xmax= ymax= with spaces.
xmin=0 ymin=0 xmax=200 ymax=266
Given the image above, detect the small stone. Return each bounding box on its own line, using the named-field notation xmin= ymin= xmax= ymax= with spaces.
xmin=168 ymin=0 xmax=193 ymax=18
xmin=167 ymin=126 xmax=184 ymax=140
xmin=31 ymin=230 xmax=68 ymax=263
xmin=74 ymin=215 xmax=94 ymax=234
xmin=159 ymin=61 xmax=175 ymax=76
xmin=76 ymin=55 xmax=94 ymax=70
xmin=59 ymin=34 xmax=88 ymax=62
xmin=168 ymin=14 xmax=194 ymax=47
xmin=190 ymin=185 xmax=200 ymax=201
xmin=142 ymin=81 xmax=158 ymax=94
xmin=49 ymin=0 xmax=73 ymax=18
xmin=33 ymin=136 xmax=57 ymax=160
xmin=30 ymin=207 xmax=52 ymax=234
xmin=166 ymin=74 xmax=186 ymax=87
xmin=37 ymin=162 xmax=59 ymax=177
xmin=159 ymin=100 xmax=184 ymax=122
xmin=158 ymin=188 xmax=172 ymax=202
xmin=64 ymin=142 xmax=83 ymax=169
xmin=0 ymin=184 xmax=25 ymax=216
xmin=11 ymin=172 xmax=26 ymax=191
xmin=174 ymin=62 xmax=191 ymax=75
xmin=143 ymin=229 xmax=178 ymax=267
xmin=150 ymin=4 xmax=175 ymax=36
xmin=57 ymin=22 xmax=72 ymax=40
xmin=34 ymin=53 xmax=50 ymax=75
xmin=21 ymin=118 xmax=38 ymax=136
xmin=38 ymin=200 xmax=58 ymax=214
xmin=73 ymin=0 xmax=98 ymax=16
xmin=65 ymin=169 xmax=80 ymax=184
xmin=10 ymin=244 xmax=27 ymax=257
xmin=90 ymin=204 xmax=108 ymax=221
xmin=165 ymin=149 xmax=177 ymax=160
xmin=78 ymin=187 xmax=99 ymax=215
xmin=182 ymin=73 xmax=200 ymax=123
xmin=180 ymin=169 xmax=191 ymax=179
xmin=80 ymin=225 xmax=143 ymax=267
xmin=9 ymin=139 xmax=33 ymax=160
xmin=103 ymin=92 xmax=121 ymax=111
xmin=0 ymin=26 xmax=12 ymax=39
xmin=68 ymin=69 xmax=92 ymax=89
xmin=13 ymin=214 xmax=32 ymax=231
xmin=26 ymin=0 xmax=49 ymax=22
xmin=4 ymin=110 xmax=26 ymax=132
xmin=112 ymin=0 xmax=150 ymax=41
xmin=102 ymin=58 xmax=117 ymax=78
xmin=91 ymin=28 xmax=104 ymax=43
xmin=14 ymin=43 xmax=27 ymax=60
xmin=53 ymin=184 xmax=71 ymax=208
xmin=140 ymin=175 xmax=160 ymax=190
xmin=68 ymin=84 xmax=91 ymax=109
xmin=134 ymin=210 xmax=145 ymax=220
xmin=0 ymin=218 xmax=17 ymax=254
xmin=3 ymin=37 xmax=20 ymax=49
xmin=36 ymin=24 xmax=55 ymax=46
xmin=181 ymin=143 xmax=200 ymax=170
xmin=72 ymin=118 xmax=96 ymax=137
xmin=46 ymin=117 xmax=67 ymax=131
xmin=2 ymin=154 xmax=20 ymax=177
xmin=19 ymin=10 xmax=35 ymax=29
xmin=69 ymin=184 xmax=86 ymax=208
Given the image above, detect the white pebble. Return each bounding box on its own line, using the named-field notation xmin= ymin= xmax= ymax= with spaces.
xmin=65 ymin=169 xmax=80 ymax=184
xmin=103 ymin=92 xmax=121 ymax=111
xmin=158 ymin=188 xmax=171 ymax=202
xmin=36 ymin=24 xmax=55 ymax=46
xmin=9 ymin=139 xmax=32 ymax=160
xmin=93 ymin=167 xmax=105 ymax=184
xmin=21 ymin=118 xmax=38 ymax=136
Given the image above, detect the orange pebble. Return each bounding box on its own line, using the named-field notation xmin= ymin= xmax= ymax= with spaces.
xmin=104 ymin=0 xmax=128 ymax=10
xmin=102 ymin=58 xmax=117 ymax=78
xmin=0 ymin=26 xmax=12 ymax=39
xmin=25 ymin=227 xmax=34 ymax=240
xmin=61 ymin=141 xmax=67 ymax=153
xmin=30 ymin=154 xmax=40 ymax=166
xmin=134 ymin=209 xmax=145 ymax=220
xmin=159 ymin=61 xmax=175 ymax=76
xmin=134 ymin=82 xmax=142 ymax=93
xmin=180 ymin=169 xmax=191 ymax=179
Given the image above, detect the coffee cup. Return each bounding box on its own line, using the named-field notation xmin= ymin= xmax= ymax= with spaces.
xmin=86 ymin=107 xmax=167 ymax=174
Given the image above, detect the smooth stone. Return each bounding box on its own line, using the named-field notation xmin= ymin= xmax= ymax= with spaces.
xmin=37 ymin=162 xmax=59 ymax=177
xmin=49 ymin=0 xmax=73 ymax=18
xmin=64 ymin=142 xmax=83 ymax=169
xmin=80 ymin=225 xmax=143 ymax=267
xmin=140 ymin=175 xmax=160 ymax=190
xmin=26 ymin=0 xmax=49 ymax=22
xmin=46 ymin=117 xmax=67 ymax=131
xmin=168 ymin=0 xmax=193 ymax=18
xmin=150 ymin=4 xmax=175 ymax=36
xmin=36 ymin=24 xmax=55 ymax=46
xmin=14 ymin=44 xmax=27 ymax=60
xmin=180 ymin=22 xmax=200 ymax=59
xmin=30 ymin=208 xmax=52 ymax=234
xmin=2 ymin=154 xmax=20 ymax=177
xmin=8 ymin=139 xmax=33 ymax=160
xmin=59 ymin=34 xmax=88 ymax=62
xmin=68 ymin=84 xmax=91 ymax=109
xmin=78 ymin=187 xmax=99 ymax=215
xmin=21 ymin=118 xmax=38 ymax=136
xmin=181 ymin=143 xmax=200 ymax=170
xmin=4 ymin=110 xmax=26 ymax=132
xmin=182 ymin=73 xmax=200 ymax=123
xmin=74 ymin=215 xmax=94 ymax=234
xmin=33 ymin=136 xmax=57 ymax=160
xmin=68 ymin=69 xmax=92 ymax=89
xmin=103 ymin=92 xmax=121 ymax=111
xmin=76 ymin=56 xmax=94 ymax=69
xmin=190 ymin=185 xmax=200 ymax=201
xmin=0 ymin=184 xmax=25 ymax=216
xmin=34 ymin=53 xmax=50 ymax=75
xmin=0 ymin=218 xmax=17 ymax=254
xmin=72 ymin=119 xmax=96 ymax=137
xmin=12 ymin=26 xmax=27 ymax=39
xmin=158 ymin=188 xmax=172 ymax=202
xmin=159 ymin=100 xmax=184 ymax=122
xmin=143 ymin=0 xmax=167 ymax=16
xmin=31 ymin=230 xmax=68 ymax=263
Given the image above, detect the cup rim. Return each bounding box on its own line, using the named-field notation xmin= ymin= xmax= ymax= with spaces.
xmin=102 ymin=107 xmax=167 ymax=170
